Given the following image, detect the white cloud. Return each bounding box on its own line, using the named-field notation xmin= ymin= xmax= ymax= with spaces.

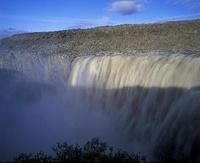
xmin=0 ymin=15 xmax=68 ymax=23
xmin=109 ymin=0 xmax=142 ymax=15
xmin=170 ymin=0 xmax=200 ymax=8
xmin=154 ymin=13 xmax=200 ymax=23
xmin=0 ymin=15 xmax=114 ymax=30
xmin=67 ymin=16 xmax=114 ymax=29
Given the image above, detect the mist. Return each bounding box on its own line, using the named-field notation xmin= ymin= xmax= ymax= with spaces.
xmin=0 ymin=66 xmax=127 ymax=161
xmin=1 ymin=53 xmax=200 ymax=161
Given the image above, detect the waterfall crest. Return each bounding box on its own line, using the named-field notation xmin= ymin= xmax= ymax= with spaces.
xmin=69 ymin=55 xmax=200 ymax=160
xmin=69 ymin=55 xmax=200 ymax=89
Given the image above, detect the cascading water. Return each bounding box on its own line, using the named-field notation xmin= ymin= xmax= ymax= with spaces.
xmin=1 ymin=51 xmax=200 ymax=161
xmin=69 ymin=55 xmax=200 ymax=161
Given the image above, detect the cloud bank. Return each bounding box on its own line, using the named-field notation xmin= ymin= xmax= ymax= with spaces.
xmin=109 ymin=0 xmax=142 ymax=15
xmin=156 ymin=13 xmax=200 ymax=23
xmin=171 ymin=0 xmax=200 ymax=8
xmin=68 ymin=16 xmax=112 ymax=29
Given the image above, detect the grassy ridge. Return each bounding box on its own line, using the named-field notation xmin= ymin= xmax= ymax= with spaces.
xmin=0 ymin=20 xmax=200 ymax=57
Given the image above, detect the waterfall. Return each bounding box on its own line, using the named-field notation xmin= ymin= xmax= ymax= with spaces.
xmin=69 ymin=55 xmax=200 ymax=160
xmin=1 ymin=52 xmax=200 ymax=161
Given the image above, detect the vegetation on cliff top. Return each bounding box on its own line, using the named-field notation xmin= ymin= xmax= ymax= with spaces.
xmin=0 ymin=20 xmax=200 ymax=57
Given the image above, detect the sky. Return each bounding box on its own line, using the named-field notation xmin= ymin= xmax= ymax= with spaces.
xmin=0 ymin=0 xmax=200 ymax=32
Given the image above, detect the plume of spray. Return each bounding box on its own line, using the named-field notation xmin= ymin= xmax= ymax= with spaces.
xmin=0 ymin=53 xmax=124 ymax=161
xmin=1 ymin=53 xmax=200 ymax=161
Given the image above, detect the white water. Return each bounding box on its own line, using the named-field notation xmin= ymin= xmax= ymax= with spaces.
xmin=1 ymin=53 xmax=200 ymax=161
xmin=69 ymin=55 xmax=200 ymax=160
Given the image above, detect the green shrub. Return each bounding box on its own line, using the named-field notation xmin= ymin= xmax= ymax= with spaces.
xmin=13 ymin=138 xmax=144 ymax=163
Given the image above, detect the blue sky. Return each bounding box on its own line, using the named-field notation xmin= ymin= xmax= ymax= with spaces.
xmin=0 ymin=0 xmax=200 ymax=32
